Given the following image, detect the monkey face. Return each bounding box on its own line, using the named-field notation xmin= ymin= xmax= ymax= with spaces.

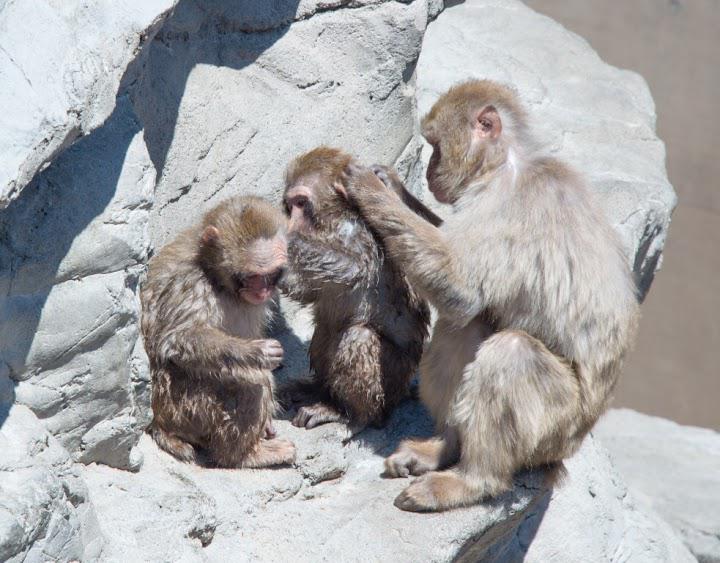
xmin=422 ymin=81 xmax=515 ymax=204
xmin=232 ymin=236 xmax=288 ymax=305
xmin=234 ymin=266 xmax=286 ymax=305
xmin=284 ymin=183 xmax=317 ymax=233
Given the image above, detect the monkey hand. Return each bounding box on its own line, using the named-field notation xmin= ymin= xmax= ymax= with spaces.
xmin=370 ymin=164 xmax=405 ymax=198
xmin=253 ymin=339 xmax=284 ymax=370
xmin=337 ymin=163 xmax=390 ymax=202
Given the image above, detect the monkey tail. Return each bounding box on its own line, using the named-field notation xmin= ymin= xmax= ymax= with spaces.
xmin=147 ymin=421 xmax=198 ymax=463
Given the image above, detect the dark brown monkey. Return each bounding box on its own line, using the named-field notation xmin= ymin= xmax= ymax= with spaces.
xmin=279 ymin=147 xmax=431 ymax=432
xmin=341 ymin=80 xmax=640 ymax=511
xmin=141 ymin=196 xmax=296 ymax=468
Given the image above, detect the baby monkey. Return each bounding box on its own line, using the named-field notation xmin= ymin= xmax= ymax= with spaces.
xmin=142 ymin=196 xmax=296 ymax=468
xmin=280 ymin=147 xmax=433 ymax=432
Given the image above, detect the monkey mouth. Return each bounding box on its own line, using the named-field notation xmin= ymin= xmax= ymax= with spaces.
xmin=240 ymin=287 xmax=275 ymax=304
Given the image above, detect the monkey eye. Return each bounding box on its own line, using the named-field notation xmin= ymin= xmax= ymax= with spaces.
xmin=292 ymin=196 xmax=308 ymax=208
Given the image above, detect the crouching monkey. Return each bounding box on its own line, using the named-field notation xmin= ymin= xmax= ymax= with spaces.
xmin=142 ymin=196 xmax=296 ymax=468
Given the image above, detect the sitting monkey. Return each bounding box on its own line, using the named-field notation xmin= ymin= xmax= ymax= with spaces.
xmin=142 ymin=196 xmax=296 ymax=468
xmin=280 ymin=147 xmax=433 ymax=432
xmin=341 ymin=80 xmax=640 ymax=511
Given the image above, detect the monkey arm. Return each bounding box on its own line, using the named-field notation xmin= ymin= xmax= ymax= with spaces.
xmin=346 ymin=168 xmax=482 ymax=324
xmin=286 ymin=230 xmax=379 ymax=291
xmin=159 ymin=324 xmax=273 ymax=384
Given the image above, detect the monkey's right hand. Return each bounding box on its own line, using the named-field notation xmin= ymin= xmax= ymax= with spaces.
xmin=370 ymin=164 xmax=404 ymax=197
xmin=253 ymin=339 xmax=284 ymax=370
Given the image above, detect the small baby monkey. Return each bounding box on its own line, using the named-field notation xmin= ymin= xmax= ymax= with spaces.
xmin=142 ymin=196 xmax=296 ymax=468
xmin=280 ymin=147 xmax=432 ymax=432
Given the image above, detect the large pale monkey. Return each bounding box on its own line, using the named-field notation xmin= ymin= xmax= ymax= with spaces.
xmin=341 ymin=80 xmax=639 ymax=512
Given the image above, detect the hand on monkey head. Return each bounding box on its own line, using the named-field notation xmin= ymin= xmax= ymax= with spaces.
xmin=336 ymin=162 xmax=400 ymax=203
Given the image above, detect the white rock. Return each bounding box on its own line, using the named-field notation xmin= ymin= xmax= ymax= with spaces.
xmin=0 ymin=405 xmax=104 ymax=562
xmin=0 ymin=0 xmax=177 ymax=207
xmin=595 ymin=408 xmax=720 ymax=562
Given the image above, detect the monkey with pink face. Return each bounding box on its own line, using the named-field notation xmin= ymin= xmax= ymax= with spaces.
xmin=142 ymin=196 xmax=296 ymax=468
xmin=341 ymin=80 xmax=640 ymax=512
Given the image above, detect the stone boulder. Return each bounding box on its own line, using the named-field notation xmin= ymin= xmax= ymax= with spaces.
xmin=78 ymin=407 xmax=693 ymax=562
xmin=0 ymin=0 xmax=178 ymax=207
xmin=596 ymin=408 xmax=720 ymax=562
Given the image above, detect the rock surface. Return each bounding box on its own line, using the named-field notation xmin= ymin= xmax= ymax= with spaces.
xmin=0 ymin=0 xmax=177 ymax=208
xmin=0 ymin=0 xmax=685 ymax=561
xmin=596 ymin=408 xmax=720 ymax=562
xmin=79 ymin=412 xmax=694 ymax=562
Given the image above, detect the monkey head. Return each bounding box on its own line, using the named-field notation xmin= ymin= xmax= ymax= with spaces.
xmin=421 ymin=79 xmax=529 ymax=204
xmin=198 ymin=196 xmax=288 ymax=305
xmin=283 ymin=146 xmax=355 ymax=233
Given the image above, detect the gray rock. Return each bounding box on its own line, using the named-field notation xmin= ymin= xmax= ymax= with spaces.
xmin=0 ymin=405 xmax=104 ymax=562
xmin=415 ymin=0 xmax=676 ymax=299
xmin=0 ymin=0 xmax=177 ymax=207
xmin=595 ymin=408 xmax=720 ymax=562
xmin=80 ymin=418 xmax=693 ymax=562
xmin=0 ymin=95 xmax=155 ymax=470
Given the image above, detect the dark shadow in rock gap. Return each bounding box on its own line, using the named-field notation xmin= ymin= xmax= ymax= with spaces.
xmin=454 ymin=482 xmax=552 ymax=562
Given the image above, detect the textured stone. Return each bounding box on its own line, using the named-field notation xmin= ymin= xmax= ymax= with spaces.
xmin=0 ymin=405 xmax=104 ymax=562
xmin=0 ymin=96 xmax=155 ymax=470
xmin=596 ymin=408 xmax=720 ymax=562
xmin=0 ymin=0 xmax=177 ymax=208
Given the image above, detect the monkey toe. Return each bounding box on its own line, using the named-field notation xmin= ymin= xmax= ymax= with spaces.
xmin=292 ymin=404 xmax=344 ymax=429
xmin=394 ymin=477 xmax=439 ymax=512
xmin=384 ymin=453 xmax=412 ymax=478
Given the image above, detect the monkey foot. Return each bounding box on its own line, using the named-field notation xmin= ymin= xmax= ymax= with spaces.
xmin=394 ymin=471 xmax=476 ymax=513
xmin=384 ymin=438 xmax=444 ymax=478
xmin=394 ymin=474 xmax=444 ymax=512
xmin=292 ymin=402 xmax=345 ymax=429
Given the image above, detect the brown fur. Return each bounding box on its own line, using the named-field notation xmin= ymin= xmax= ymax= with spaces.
xmin=141 ymin=196 xmax=296 ymax=468
xmin=343 ymin=80 xmax=640 ymax=511
xmin=280 ymin=147 xmax=431 ymax=430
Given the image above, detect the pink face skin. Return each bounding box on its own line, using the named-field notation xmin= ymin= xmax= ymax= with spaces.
xmin=239 ymin=235 xmax=288 ymax=305
xmin=285 ymin=184 xmax=313 ymax=233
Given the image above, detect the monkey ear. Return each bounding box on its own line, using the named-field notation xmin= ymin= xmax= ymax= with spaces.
xmin=474 ymin=106 xmax=502 ymax=140
xmin=201 ymin=225 xmax=220 ymax=245
xmin=333 ymin=181 xmax=348 ymax=200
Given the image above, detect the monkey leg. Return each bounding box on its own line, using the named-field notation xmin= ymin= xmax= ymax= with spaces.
xmin=293 ymin=402 xmax=346 ymax=429
xmin=394 ymin=329 xmax=581 ymax=512
xmin=384 ymin=427 xmax=460 ymax=478
xmin=147 ymin=420 xmax=198 ymax=463
xmin=330 ymin=325 xmax=416 ymax=429
xmin=192 ymin=370 xmax=281 ymax=469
